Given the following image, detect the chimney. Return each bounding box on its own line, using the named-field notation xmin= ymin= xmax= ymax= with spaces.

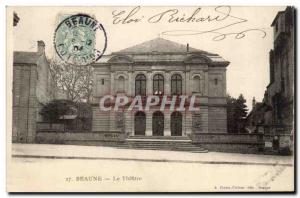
xmin=187 ymin=43 xmax=189 ymax=52
xmin=252 ymin=97 xmax=256 ymax=109
xmin=13 ymin=12 xmax=20 ymax=27
xmin=37 ymin=40 xmax=45 ymax=55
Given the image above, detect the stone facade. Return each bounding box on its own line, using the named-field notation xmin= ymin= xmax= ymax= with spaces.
xmin=263 ymin=6 xmax=295 ymax=129
xmin=91 ymin=38 xmax=229 ymax=137
xmin=12 ymin=41 xmax=52 ymax=143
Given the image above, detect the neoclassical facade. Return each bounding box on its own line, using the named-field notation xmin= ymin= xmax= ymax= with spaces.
xmin=91 ymin=38 xmax=229 ymax=137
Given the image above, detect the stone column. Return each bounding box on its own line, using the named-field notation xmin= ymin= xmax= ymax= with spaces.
xmin=145 ymin=111 xmax=153 ymax=136
xmin=185 ymin=111 xmax=193 ymax=136
xmin=125 ymin=111 xmax=133 ymax=136
xmin=164 ymin=110 xmax=171 ymax=136
xmin=128 ymin=71 xmax=133 ymax=96
xmin=182 ymin=72 xmax=186 ymax=95
xmin=204 ymin=71 xmax=209 ymax=96
xmin=132 ymin=72 xmax=136 ymax=96
xmin=185 ymin=69 xmax=191 ymax=96
xmin=165 ymin=72 xmax=170 ymax=95
xmin=110 ymin=72 xmax=115 ymax=95
xmin=182 ymin=111 xmax=186 ymax=136
xmin=146 ymin=72 xmax=152 ymax=95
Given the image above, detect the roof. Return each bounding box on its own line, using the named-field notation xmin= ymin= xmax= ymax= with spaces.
xmin=13 ymin=51 xmax=39 ymax=64
xmin=115 ymin=37 xmax=211 ymax=54
xmin=95 ymin=37 xmax=229 ymax=66
xmin=271 ymin=11 xmax=285 ymax=26
xmin=270 ymin=6 xmax=295 ymax=26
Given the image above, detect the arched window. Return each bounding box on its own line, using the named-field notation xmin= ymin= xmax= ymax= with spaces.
xmin=153 ymin=74 xmax=164 ymax=95
xmin=135 ymin=74 xmax=146 ymax=96
xmin=117 ymin=76 xmax=125 ymax=93
xmin=193 ymin=76 xmax=201 ymax=93
xmin=171 ymin=74 xmax=182 ymax=95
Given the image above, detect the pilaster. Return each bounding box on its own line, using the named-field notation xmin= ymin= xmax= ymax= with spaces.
xmin=145 ymin=111 xmax=153 ymax=136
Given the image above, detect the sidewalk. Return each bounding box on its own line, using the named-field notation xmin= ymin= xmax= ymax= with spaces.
xmin=11 ymin=143 xmax=293 ymax=166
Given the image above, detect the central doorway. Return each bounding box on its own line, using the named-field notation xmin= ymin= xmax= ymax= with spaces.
xmin=134 ymin=111 xmax=146 ymax=135
xmin=171 ymin=111 xmax=182 ymax=136
xmin=152 ymin=111 xmax=164 ymax=136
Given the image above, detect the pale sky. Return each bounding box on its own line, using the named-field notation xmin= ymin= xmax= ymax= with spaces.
xmin=11 ymin=6 xmax=285 ymax=111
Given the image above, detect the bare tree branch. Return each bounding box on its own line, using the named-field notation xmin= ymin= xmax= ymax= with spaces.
xmin=49 ymin=59 xmax=94 ymax=103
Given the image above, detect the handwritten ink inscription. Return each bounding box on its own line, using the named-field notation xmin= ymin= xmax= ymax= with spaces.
xmin=112 ymin=6 xmax=267 ymax=41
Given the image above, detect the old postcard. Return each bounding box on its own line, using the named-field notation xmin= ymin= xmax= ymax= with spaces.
xmin=6 ymin=6 xmax=295 ymax=192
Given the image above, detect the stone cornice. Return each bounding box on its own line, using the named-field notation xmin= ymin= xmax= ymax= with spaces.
xmin=92 ymin=60 xmax=229 ymax=67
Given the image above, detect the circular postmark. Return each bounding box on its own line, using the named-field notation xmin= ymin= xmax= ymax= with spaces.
xmin=54 ymin=14 xmax=107 ymax=66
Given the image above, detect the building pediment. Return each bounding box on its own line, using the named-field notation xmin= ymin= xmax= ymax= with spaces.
xmin=184 ymin=55 xmax=211 ymax=64
xmin=108 ymin=55 xmax=133 ymax=64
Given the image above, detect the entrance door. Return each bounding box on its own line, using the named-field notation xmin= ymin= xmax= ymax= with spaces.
xmin=171 ymin=111 xmax=182 ymax=136
xmin=152 ymin=111 xmax=164 ymax=136
xmin=134 ymin=111 xmax=146 ymax=135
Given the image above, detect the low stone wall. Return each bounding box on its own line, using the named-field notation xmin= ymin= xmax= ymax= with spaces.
xmin=191 ymin=133 xmax=264 ymax=154
xmin=191 ymin=133 xmax=264 ymax=143
xmin=36 ymin=131 xmax=126 ymax=145
xmin=35 ymin=131 xmax=291 ymax=155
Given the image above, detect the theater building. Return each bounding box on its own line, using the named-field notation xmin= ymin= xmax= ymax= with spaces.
xmin=91 ymin=38 xmax=229 ymax=137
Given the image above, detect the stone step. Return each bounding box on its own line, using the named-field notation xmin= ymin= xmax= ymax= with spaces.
xmin=116 ymin=146 xmax=208 ymax=153
xmin=124 ymin=139 xmax=208 ymax=153
xmin=126 ymin=144 xmax=204 ymax=149
xmin=63 ymin=140 xmax=208 ymax=153
xmin=127 ymin=136 xmax=190 ymax=141
xmin=125 ymin=144 xmax=204 ymax=148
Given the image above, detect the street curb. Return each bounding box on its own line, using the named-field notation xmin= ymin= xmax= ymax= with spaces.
xmin=12 ymin=154 xmax=293 ymax=167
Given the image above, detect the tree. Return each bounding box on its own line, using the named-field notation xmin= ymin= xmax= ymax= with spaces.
xmin=49 ymin=59 xmax=94 ymax=103
xmin=227 ymin=94 xmax=248 ymax=133
xmin=39 ymin=100 xmax=75 ymax=123
xmin=236 ymin=94 xmax=248 ymax=118
xmin=226 ymin=95 xmax=236 ymax=133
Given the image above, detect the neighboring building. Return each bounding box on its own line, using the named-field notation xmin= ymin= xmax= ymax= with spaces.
xmin=244 ymin=7 xmax=294 ymax=154
xmin=264 ymin=6 xmax=295 ymax=131
xmin=12 ymin=41 xmax=52 ymax=142
xmin=91 ymin=38 xmax=229 ymax=137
